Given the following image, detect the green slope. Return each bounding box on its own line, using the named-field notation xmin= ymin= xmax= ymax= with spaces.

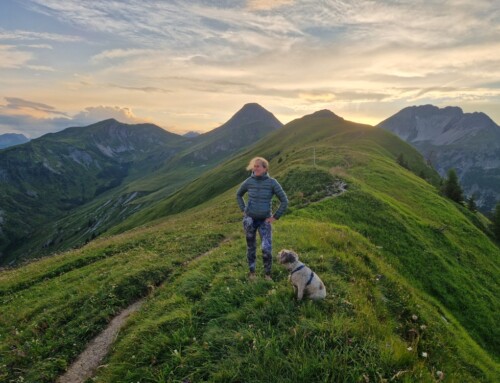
xmin=0 ymin=112 xmax=498 ymax=382
xmin=0 ymin=119 xmax=189 ymax=265
xmin=1 ymin=105 xmax=281 ymax=265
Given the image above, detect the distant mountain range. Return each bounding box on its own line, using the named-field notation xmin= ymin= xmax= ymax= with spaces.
xmin=0 ymin=103 xmax=282 ymax=265
xmin=1 ymin=102 xmax=498 ymax=264
xmin=0 ymin=133 xmax=30 ymax=149
xmin=377 ymin=105 xmax=500 ymax=212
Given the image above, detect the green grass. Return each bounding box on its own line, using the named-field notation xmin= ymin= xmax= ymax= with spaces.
xmin=0 ymin=217 xmax=225 ymax=382
xmin=95 ymin=215 xmax=497 ymax=382
xmin=1 ymin=115 xmax=499 ymax=382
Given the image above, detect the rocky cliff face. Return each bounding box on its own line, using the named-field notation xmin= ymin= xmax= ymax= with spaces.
xmin=377 ymin=105 xmax=500 ymax=212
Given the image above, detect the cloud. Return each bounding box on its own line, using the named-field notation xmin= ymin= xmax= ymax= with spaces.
xmin=0 ymin=114 xmax=71 ymax=138
xmin=91 ymin=48 xmax=155 ymax=63
xmin=4 ymin=0 xmax=500 ymax=128
xmin=0 ymin=99 xmax=150 ymax=138
xmin=108 ymin=84 xmax=171 ymax=93
xmin=246 ymin=0 xmax=294 ymax=11
xmin=3 ymin=97 xmax=68 ymax=116
xmin=0 ymin=28 xmax=82 ymax=42
xmin=0 ymin=45 xmax=32 ymax=69
xmin=0 ymin=44 xmax=55 ymax=71
xmin=72 ymin=106 xmax=147 ymax=125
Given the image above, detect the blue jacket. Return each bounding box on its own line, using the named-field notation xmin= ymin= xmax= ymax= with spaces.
xmin=236 ymin=172 xmax=288 ymax=219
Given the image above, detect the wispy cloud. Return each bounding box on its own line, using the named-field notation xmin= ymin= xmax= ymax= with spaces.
xmin=0 ymin=45 xmax=32 ymax=69
xmin=3 ymin=97 xmax=68 ymax=116
xmin=0 ymin=28 xmax=82 ymax=42
xmin=1 ymin=0 xmax=499 ymax=134
xmin=246 ymin=0 xmax=294 ymax=11
xmin=108 ymin=83 xmax=171 ymax=94
xmin=91 ymin=48 xmax=156 ymax=63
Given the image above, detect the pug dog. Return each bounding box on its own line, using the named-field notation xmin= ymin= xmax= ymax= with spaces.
xmin=278 ymin=249 xmax=326 ymax=300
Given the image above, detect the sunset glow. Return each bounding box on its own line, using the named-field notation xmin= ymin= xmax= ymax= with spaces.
xmin=1 ymin=0 xmax=499 ymax=137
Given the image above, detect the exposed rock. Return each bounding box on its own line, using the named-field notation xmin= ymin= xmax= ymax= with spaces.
xmin=378 ymin=105 xmax=500 ymax=212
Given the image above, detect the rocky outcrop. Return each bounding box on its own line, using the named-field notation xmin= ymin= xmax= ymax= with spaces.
xmin=378 ymin=105 xmax=500 ymax=212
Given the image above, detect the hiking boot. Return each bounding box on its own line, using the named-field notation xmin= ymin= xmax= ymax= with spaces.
xmin=264 ymin=274 xmax=273 ymax=282
xmin=248 ymin=272 xmax=256 ymax=281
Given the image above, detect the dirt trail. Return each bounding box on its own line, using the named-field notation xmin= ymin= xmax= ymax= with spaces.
xmin=57 ymin=299 xmax=145 ymax=383
xmin=57 ymin=239 xmax=229 ymax=382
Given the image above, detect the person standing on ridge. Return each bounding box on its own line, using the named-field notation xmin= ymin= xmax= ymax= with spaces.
xmin=236 ymin=157 xmax=288 ymax=281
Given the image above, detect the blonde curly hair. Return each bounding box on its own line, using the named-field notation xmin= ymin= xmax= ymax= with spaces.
xmin=246 ymin=157 xmax=269 ymax=171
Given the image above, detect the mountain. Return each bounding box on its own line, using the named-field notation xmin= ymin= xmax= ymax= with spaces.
xmin=182 ymin=131 xmax=200 ymax=138
xmin=0 ymin=104 xmax=283 ymax=265
xmin=0 ymin=133 xmax=30 ymax=149
xmin=61 ymin=102 xmax=284 ymax=239
xmin=377 ymin=105 xmax=500 ymax=212
xmin=0 ymin=119 xmax=190 ymax=265
xmin=1 ymin=110 xmax=498 ymax=382
xmin=183 ymin=102 xmax=283 ymax=163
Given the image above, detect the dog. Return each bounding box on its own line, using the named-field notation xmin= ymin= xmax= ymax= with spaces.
xmin=278 ymin=249 xmax=326 ymax=300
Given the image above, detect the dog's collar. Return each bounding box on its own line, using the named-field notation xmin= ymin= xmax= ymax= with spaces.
xmin=291 ymin=264 xmax=305 ymax=274
xmin=306 ymin=271 xmax=315 ymax=286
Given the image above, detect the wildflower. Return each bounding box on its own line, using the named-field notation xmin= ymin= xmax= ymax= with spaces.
xmin=420 ymin=324 xmax=427 ymax=330
xmin=411 ymin=314 xmax=418 ymax=321
xmin=407 ymin=347 xmax=413 ymax=351
xmin=436 ymin=371 xmax=444 ymax=380
xmin=421 ymin=352 xmax=428 ymax=358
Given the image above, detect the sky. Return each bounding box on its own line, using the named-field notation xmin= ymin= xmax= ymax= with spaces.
xmin=0 ymin=0 xmax=499 ymax=138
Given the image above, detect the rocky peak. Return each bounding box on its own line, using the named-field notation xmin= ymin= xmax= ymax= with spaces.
xmin=377 ymin=105 xmax=498 ymax=145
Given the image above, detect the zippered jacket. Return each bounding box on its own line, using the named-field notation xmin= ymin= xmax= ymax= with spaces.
xmin=236 ymin=172 xmax=288 ymax=219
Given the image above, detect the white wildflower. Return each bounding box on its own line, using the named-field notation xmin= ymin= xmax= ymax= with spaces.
xmin=422 ymin=352 xmax=428 ymax=358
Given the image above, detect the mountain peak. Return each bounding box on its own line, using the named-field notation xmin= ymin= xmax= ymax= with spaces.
xmin=377 ymin=104 xmax=498 ymax=145
xmin=0 ymin=133 xmax=30 ymax=149
xmin=216 ymin=103 xmax=283 ymax=132
xmin=304 ymin=109 xmax=344 ymax=120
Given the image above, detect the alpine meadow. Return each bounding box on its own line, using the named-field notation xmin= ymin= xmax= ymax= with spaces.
xmin=1 ymin=109 xmax=499 ymax=383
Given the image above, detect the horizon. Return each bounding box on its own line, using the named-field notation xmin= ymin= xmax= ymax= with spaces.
xmin=1 ymin=0 xmax=500 ymax=138
xmin=2 ymin=102 xmax=499 ymax=141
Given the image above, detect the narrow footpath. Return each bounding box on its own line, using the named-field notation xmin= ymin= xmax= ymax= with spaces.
xmin=57 ymin=238 xmax=229 ymax=383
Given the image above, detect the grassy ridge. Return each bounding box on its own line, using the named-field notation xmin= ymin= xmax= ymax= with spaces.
xmin=95 ymin=203 xmax=497 ymax=382
xmin=113 ymin=115 xmax=499 ymax=358
xmin=1 ymin=115 xmax=498 ymax=382
xmin=0 ymin=218 xmax=225 ymax=382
